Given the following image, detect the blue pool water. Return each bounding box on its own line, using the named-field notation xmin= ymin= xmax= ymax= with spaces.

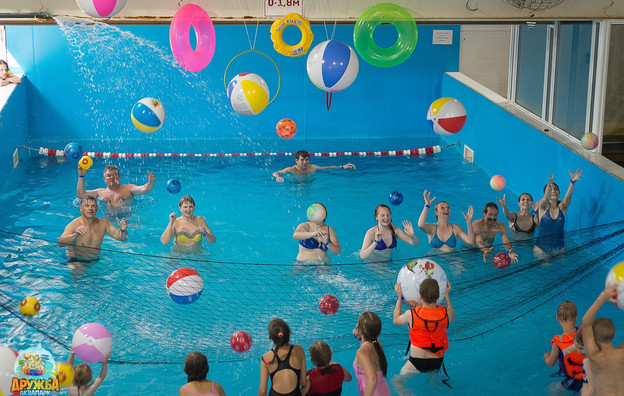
xmin=1 ymin=147 xmax=623 ymax=395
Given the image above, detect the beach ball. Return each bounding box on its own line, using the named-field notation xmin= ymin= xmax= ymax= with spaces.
xmin=397 ymin=258 xmax=448 ymax=304
xmin=581 ymin=133 xmax=599 ymax=150
xmin=166 ymin=267 xmax=204 ymax=304
xmin=389 ymin=191 xmax=403 ymax=206
xmin=20 ymin=296 xmax=40 ymax=317
xmin=52 ymin=363 xmax=75 ymax=388
xmin=319 ymin=295 xmax=339 ymax=315
xmin=606 ymin=261 xmax=624 ymax=310
xmin=166 ymin=179 xmax=181 ymax=194
xmin=64 ymin=142 xmax=82 ymax=161
xmin=427 ymin=98 xmax=467 ymax=136
xmin=276 ymin=118 xmax=297 ymax=139
xmin=72 ymin=323 xmax=112 ymax=363
xmin=490 ymin=175 xmax=506 ymax=191
xmin=227 ymin=73 xmax=270 ymax=116
xmin=131 ymin=97 xmax=166 ymax=133
xmin=307 ymin=203 xmax=326 ymax=223
xmin=79 ymin=155 xmax=93 ymax=171
xmin=76 ymin=0 xmax=127 ymax=18
xmin=306 ymin=40 xmax=359 ymax=92
xmin=0 ymin=346 xmax=18 ymax=395
xmin=230 ymin=331 xmax=252 ymax=353
xmin=493 ymin=252 xmax=511 ymax=269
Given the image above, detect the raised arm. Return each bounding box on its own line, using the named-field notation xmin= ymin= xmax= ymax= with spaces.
xmin=457 ymin=206 xmax=475 ymax=245
xmin=129 ymin=171 xmax=156 ymax=196
xmin=497 ymin=194 xmax=514 ymax=222
xmin=360 ymin=227 xmax=381 ymax=259
xmin=582 ymin=284 xmax=618 ymax=357
xmin=418 ymin=190 xmax=436 ymax=235
xmin=76 ymin=165 xmax=100 ymax=199
xmin=89 ymin=351 xmax=110 ymax=393
xmin=560 ymin=168 xmax=582 ymax=212
xmin=272 ymin=166 xmax=294 ymax=182
xmin=105 ymin=217 xmax=128 ymax=242
xmin=445 ymin=281 xmax=455 ymax=323
xmin=393 ymin=283 xmax=411 ymax=325
xmin=160 ymin=213 xmax=177 ymax=245
xmin=538 ymin=174 xmax=555 ymax=212
xmin=66 ymin=349 xmax=75 ymax=366
xmin=396 ymin=221 xmax=419 ymax=246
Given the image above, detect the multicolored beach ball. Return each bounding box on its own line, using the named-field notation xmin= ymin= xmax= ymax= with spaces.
xmin=166 ymin=267 xmax=204 ymax=304
xmin=427 ymin=97 xmax=467 ymax=136
xmin=131 ymin=97 xmax=166 ymax=133
xmin=306 ymin=40 xmax=359 ymax=93
xmin=71 ymin=323 xmax=113 ymax=363
xmin=76 ymin=0 xmax=127 ymax=18
xmin=227 ymin=73 xmax=270 ymax=116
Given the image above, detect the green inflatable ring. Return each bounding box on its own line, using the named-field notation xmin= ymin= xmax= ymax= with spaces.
xmin=353 ymin=3 xmax=418 ymax=68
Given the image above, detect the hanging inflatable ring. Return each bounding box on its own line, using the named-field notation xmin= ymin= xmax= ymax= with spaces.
xmin=170 ymin=4 xmax=216 ymax=72
xmin=223 ymin=50 xmax=281 ymax=106
xmin=270 ymin=13 xmax=314 ymax=57
xmin=353 ymin=3 xmax=418 ymax=68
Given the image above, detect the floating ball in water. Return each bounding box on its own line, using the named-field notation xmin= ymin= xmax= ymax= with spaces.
xmin=79 ymin=155 xmax=93 ymax=171
xmin=306 ymin=40 xmax=359 ymax=92
xmin=131 ymin=97 xmax=166 ymax=133
xmin=398 ymin=258 xmax=448 ymax=304
xmin=389 ymin=191 xmax=403 ymax=206
xmin=319 ymin=295 xmax=339 ymax=315
xmin=76 ymin=0 xmax=127 ymax=18
xmin=64 ymin=142 xmax=82 ymax=161
xmin=52 ymin=363 xmax=75 ymax=388
xmin=227 ymin=73 xmax=270 ymax=116
xmin=166 ymin=179 xmax=181 ymax=194
xmin=72 ymin=323 xmax=112 ymax=363
xmin=606 ymin=261 xmax=624 ymax=310
xmin=230 ymin=331 xmax=252 ymax=353
xmin=276 ymin=118 xmax=297 ymax=139
xmin=490 ymin=175 xmax=506 ymax=191
xmin=581 ymin=133 xmax=599 ymax=150
xmin=306 ymin=203 xmax=326 ymax=223
xmin=493 ymin=252 xmax=511 ymax=269
xmin=20 ymin=296 xmax=40 ymax=317
xmin=166 ymin=268 xmax=203 ymax=304
xmin=427 ymin=98 xmax=467 ymax=136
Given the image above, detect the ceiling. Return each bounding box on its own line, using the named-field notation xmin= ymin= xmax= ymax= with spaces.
xmin=0 ymin=0 xmax=622 ymax=24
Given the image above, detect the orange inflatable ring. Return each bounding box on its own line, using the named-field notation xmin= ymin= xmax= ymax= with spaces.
xmin=270 ymin=13 xmax=314 ymax=57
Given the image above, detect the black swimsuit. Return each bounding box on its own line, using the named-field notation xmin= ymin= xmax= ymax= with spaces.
xmin=268 ymin=345 xmax=302 ymax=396
xmin=510 ymin=213 xmax=536 ymax=234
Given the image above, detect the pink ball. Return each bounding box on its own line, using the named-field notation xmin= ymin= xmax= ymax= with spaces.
xmin=493 ymin=252 xmax=511 ymax=269
xmin=490 ymin=175 xmax=506 ymax=191
xmin=230 ymin=331 xmax=252 ymax=353
xmin=71 ymin=323 xmax=112 ymax=363
xmin=76 ymin=0 xmax=127 ymax=18
xmin=581 ymin=133 xmax=599 ymax=150
xmin=319 ymin=295 xmax=339 ymax=315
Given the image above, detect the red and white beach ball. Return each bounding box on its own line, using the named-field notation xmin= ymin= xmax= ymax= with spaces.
xmin=166 ymin=268 xmax=204 ymax=304
xmin=76 ymin=0 xmax=127 ymax=18
xmin=319 ymin=295 xmax=339 ymax=315
xmin=230 ymin=331 xmax=252 ymax=353
xmin=427 ymin=97 xmax=467 ymax=136
xmin=71 ymin=323 xmax=112 ymax=363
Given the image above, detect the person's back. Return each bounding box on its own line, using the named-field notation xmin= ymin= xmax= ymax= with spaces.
xmin=307 ymin=341 xmax=352 ymax=396
xmin=179 ymin=352 xmax=226 ymax=396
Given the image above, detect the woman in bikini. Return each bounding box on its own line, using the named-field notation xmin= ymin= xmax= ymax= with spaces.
xmin=497 ymin=193 xmax=538 ymax=240
xmin=293 ymin=202 xmax=341 ymax=263
xmin=179 ymin=352 xmax=226 ymax=396
xmin=418 ymin=190 xmax=474 ymax=252
xmin=360 ymin=204 xmax=419 ymax=259
xmin=161 ymin=195 xmax=216 ymax=248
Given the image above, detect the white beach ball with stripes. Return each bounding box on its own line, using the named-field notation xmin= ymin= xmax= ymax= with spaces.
xmin=166 ymin=268 xmax=204 ymax=304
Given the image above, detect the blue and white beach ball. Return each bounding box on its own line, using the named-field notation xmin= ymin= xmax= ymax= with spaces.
xmin=166 ymin=268 xmax=204 ymax=304
xmin=306 ymin=40 xmax=359 ymax=92
xmin=131 ymin=97 xmax=166 ymax=133
xmin=76 ymin=0 xmax=127 ymax=18
xmin=64 ymin=142 xmax=83 ymax=161
xmin=227 ymin=73 xmax=270 ymax=116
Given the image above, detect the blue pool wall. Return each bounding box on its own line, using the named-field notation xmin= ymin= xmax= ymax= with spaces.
xmin=440 ymin=73 xmax=624 ymax=231
xmin=0 ymin=80 xmax=28 ymax=183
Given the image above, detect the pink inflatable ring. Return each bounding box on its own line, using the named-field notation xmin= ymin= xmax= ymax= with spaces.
xmin=169 ymin=4 xmax=216 ymax=72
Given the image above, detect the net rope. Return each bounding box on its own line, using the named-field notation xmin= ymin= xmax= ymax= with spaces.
xmin=1 ymin=220 xmax=623 ymax=365
xmin=506 ymin=0 xmax=565 ymax=11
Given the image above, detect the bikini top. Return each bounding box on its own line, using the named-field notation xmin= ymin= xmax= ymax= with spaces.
xmin=299 ymin=224 xmax=330 ymax=251
xmin=510 ymin=213 xmax=537 ymax=234
xmin=430 ymin=224 xmax=456 ymax=249
xmin=375 ymin=234 xmax=397 ymax=250
xmin=174 ymin=218 xmax=203 ymax=244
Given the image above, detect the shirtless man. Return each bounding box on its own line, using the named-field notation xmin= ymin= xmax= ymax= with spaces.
xmin=581 ymin=284 xmax=624 ymax=396
xmin=472 ymin=202 xmax=518 ymax=263
xmin=272 ymin=150 xmax=355 ymax=182
xmin=77 ymin=165 xmax=156 ymax=207
xmin=59 ymin=196 xmax=128 ymax=260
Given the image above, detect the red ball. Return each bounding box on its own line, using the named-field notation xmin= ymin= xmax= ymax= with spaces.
xmin=276 ymin=118 xmax=297 ymax=139
xmin=319 ymin=295 xmax=339 ymax=315
xmin=230 ymin=330 xmax=252 ymax=353
xmin=493 ymin=252 xmax=511 ymax=269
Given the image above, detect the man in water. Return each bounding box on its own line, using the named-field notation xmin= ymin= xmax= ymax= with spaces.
xmin=472 ymin=202 xmax=518 ymax=263
xmin=271 ymin=150 xmax=356 ymax=182
xmin=59 ymin=195 xmax=128 ymax=260
xmin=77 ymin=164 xmax=155 ymax=207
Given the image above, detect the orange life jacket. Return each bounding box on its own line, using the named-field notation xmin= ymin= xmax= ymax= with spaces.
xmin=409 ymin=306 xmax=449 ymax=357
xmin=551 ymin=333 xmax=584 ymax=381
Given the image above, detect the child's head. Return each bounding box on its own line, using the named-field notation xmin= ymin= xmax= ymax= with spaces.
xmin=556 ymin=301 xmax=577 ymax=323
xmin=184 ymin=352 xmax=209 ymax=382
xmin=269 ymin=318 xmax=291 ymax=348
xmin=419 ymin=278 xmax=440 ymax=304
xmin=309 ymin=341 xmax=332 ymax=368
xmin=574 ymin=325 xmax=586 ymax=355
xmin=355 ymin=312 xmax=387 ymax=377
xmin=73 ymin=363 xmax=92 ymax=387
xmin=592 ymin=317 xmax=616 ymax=345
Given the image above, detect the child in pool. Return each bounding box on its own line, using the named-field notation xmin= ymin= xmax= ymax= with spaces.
xmin=179 ymin=352 xmax=226 ymax=396
xmin=66 ymin=349 xmax=110 ymax=396
xmin=352 ymin=312 xmax=391 ymax=396
xmin=307 ymin=341 xmax=352 ymax=396
xmin=573 ymin=326 xmax=595 ymax=396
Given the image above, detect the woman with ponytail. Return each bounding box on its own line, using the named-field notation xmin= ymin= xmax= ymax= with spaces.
xmin=352 ymin=312 xmax=391 ymax=396
xmin=258 ymin=318 xmax=309 ymax=396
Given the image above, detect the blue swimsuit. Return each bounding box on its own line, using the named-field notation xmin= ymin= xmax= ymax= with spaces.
xmin=536 ymin=209 xmax=565 ymax=254
xmin=375 ymin=236 xmax=397 ymax=250
xmin=430 ymin=224 xmax=457 ymax=249
xmin=299 ymin=225 xmax=330 ymax=251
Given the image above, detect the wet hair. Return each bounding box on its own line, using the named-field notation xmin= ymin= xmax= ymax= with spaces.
xmin=433 ymin=201 xmax=449 ymax=220
xmin=80 ymin=195 xmax=98 ymax=206
xmin=518 ymin=192 xmax=533 ymax=202
xmin=592 ymin=317 xmax=616 ymax=344
xmin=556 ymin=301 xmax=577 ymax=322
xmin=267 ymin=318 xmax=291 ymax=363
xmin=543 ymin=182 xmax=560 ymax=193
xmin=309 ymin=341 xmax=332 ymax=368
xmin=0 ymin=59 xmax=8 ymax=69
xmin=73 ymin=363 xmax=92 ymax=388
xmin=184 ymin=352 xmax=209 ymax=382
xmin=483 ymin=202 xmax=498 ymax=215
xmin=419 ymin=278 xmax=440 ymax=304
xmin=374 ymin=204 xmax=396 ymax=244
xmin=356 ymin=312 xmax=387 ymax=377
xmin=103 ymin=165 xmax=119 ymax=174
xmin=295 ymin=150 xmax=309 ymax=159
xmin=179 ymin=195 xmax=195 ymax=207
